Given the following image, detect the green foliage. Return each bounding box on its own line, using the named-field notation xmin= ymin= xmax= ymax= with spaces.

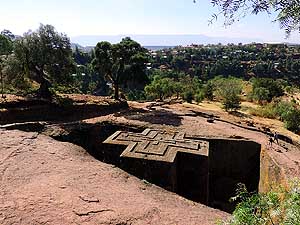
xmin=0 ymin=34 xmax=13 ymax=55
xmin=281 ymin=108 xmax=300 ymax=133
xmin=214 ymin=77 xmax=242 ymax=111
xmin=13 ymin=24 xmax=74 ymax=98
xmin=144 ymin=76 xmax=173 ymax=101
xmin=126 ymin=90 xmax=146 ymax=101
xmin=145 ymin=70 xmax=201 ymax=102
xmin=182 ymin=89 xmax=194 ymax=103
xmin=249 ymin=100 xmax=300 ymax=133
xmin=224 ymin=180 xmax=300 ymax=225
xmin=51 ymin=84 xmax=81 ymax=94
xmin=251 ymin=78 xmax=284 ymax=102
xmin=93 ymin=37 xmax=148 ymax=99
xmin=251 ymin=87 xmax=270 ymax=104
xmin=203 ymin=82 xmax=214 ymax=101
xmin=172 ymin=81 xmax=184 ymax=99
xmin=195 ymin=90 xmax=205 ymax=103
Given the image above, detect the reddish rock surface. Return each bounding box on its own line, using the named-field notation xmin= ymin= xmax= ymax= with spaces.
xmin=0 ymin=129 xmax=228 ymax=225
xmin=2 ymin=96 xmax=300 ymax=225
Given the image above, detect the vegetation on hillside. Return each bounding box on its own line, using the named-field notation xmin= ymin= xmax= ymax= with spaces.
xmin=222 ymin=180 xmax=300 ymax=225
xmin=1 ymin=24 xmax=300 ymax=132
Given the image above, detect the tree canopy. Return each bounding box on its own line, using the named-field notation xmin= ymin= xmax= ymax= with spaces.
xmin=92 ymin=37 xmax=148 ymax=99
xmin=0 ymin=34 xmax=13 ymax=55
xmin=14 ymin=24 xmax=74 ymax=98
xmin=209 ymin=0 xmax=300 ymax=35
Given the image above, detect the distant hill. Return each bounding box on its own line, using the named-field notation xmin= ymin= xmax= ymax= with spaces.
xmin=144 ymin=46 xmax=175 ymax=51
xmin=70 ymin=34 xmax=264 ymax=47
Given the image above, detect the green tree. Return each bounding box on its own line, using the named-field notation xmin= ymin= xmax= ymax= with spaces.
xmin=0 ymin=34 xmax=13 ymax=97
xmin=251 ymin=87 xmax=270 ymax=104
xmin=251 ymin=78 xmax=284 ymax=102
xmin=203 ymin=81 xmax=214 ymax=101
xmin=144 ymin=76 xmax=173 ymax=101
xmin=14 ymin=24 xmax=74 ymax=98
xmin=0 ymin=35 xmax=12 ymax=55
xmin=171 ymin=56 xmax=188 ymax=72
xmin=216 ymin=78 xmax=242 ymax=111
xmin=93 ymin=37 xmax=148 ymax=99
xmin=182 ymin=89 xmax=194 ymax=103
xmin=172 ymin=81 xmax=184 ymax=99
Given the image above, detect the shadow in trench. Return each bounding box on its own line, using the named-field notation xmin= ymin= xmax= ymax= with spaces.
xmin=52 ymin=122 xmax=261 ymax=213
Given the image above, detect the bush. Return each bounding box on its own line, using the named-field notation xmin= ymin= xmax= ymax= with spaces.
xmin=273 ymin=101 xmax=295 ymax=120
xmin=223 ymin=180 xmax=300 ymax=225
xmin=182 ymin=90 xmax=194 ymax=103
xmin=281 ymin=108 xmax=300 ymax=132
xmin=144 ymin=76 xmax=173 ymax=101
xmin=215 ymin=78 xmax=242 ymax=111
xmin=249 ymin=100 xmax=300 ymax=133
xmin=249 ymin=103 xmax=277 ymax=119
xmin=195 ymin=90 xmax=205 ymax=103
xmin=222 ymin=92 xmax=241 ymax=111
xmin=251 ymin=87 xmax=270 ymax=104
xmin=126 ymin=90 xmax=146 ymax=101
xmin=251 ymin=78 xmax=284 ymax=102
xmin=203 ymin=82 xmax=214 ymax=100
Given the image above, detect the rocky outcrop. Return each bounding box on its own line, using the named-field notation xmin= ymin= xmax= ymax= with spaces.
xmin=0 ymin=95 xmax=128 ymax=125
xmin=0 ymin=129 xmax=228 ymax=225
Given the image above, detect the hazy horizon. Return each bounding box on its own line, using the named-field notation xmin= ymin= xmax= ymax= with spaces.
xmin=1 ymin=0 xmax=299 ymax=45
xmin=70 ymin=34 xmax=266 ymax=47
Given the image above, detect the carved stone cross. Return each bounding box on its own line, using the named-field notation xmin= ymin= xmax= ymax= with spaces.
xmin=103 ymin=129 xmax=209 ymax=162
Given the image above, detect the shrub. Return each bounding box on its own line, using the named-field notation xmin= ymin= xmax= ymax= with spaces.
xmin=203 ymin=82 xmax=214 ymax=100
xmin=223 ymin=180 xmax=300 ymax=225
xmin=222 ymin=92 xmax=241 ymax=111
xmin=251 ymin=87 xmax=270 ymax=104
xmin=195 ymin=90 xmax=205 ymax=103
xmin=215 ymin=78 xmax=242 ymax=111
xmin=249 ymin=104 xmax=277 ymax=119
xmin=281 ymin=108 xmax=300 ymax=132
xmin=249 ymin=100 xmax=300 ymax=133
xmin=126 ymin=90 xmax=146 ymax=101
xmin=251 ymin=78 xmax=284 ymax=102
xmin=182 ymin=90 xmax=194 ymax=103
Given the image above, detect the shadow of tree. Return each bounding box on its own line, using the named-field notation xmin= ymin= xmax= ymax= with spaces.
xmin=114 ymin=108 xmax=183 ymax=126
xmin=228 ymin=111 xmax=251 ymax=118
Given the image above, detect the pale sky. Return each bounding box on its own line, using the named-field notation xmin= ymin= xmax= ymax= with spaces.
xmin=0 ymin=0 xmax=299 ymax=43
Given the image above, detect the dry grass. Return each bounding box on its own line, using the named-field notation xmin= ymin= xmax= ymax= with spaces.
xmin=186 ymin=99 xmax=300 ymax=141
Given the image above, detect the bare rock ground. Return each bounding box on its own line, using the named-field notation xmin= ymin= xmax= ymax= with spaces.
xmin=2 ymin=97 xmax=300 ymax=225
xmin=0 ymin=129 xmax=228 ymax=225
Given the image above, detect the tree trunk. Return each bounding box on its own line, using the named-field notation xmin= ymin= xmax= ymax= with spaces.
xmin=35 ymin=67 xmax=52 ymax=99
xmin=113 ymin=82 xmax=119 ymax=100
xmin=37 ymin=77 xmax=52 ymax=99
xmin=36 ymin=69 xmax=52 ymax=99
xmin=1 ymin=69 xmax=4 ymax=98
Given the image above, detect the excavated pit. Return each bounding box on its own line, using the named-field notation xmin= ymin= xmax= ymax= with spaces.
xmin=51 ymin=122 xmax=261 ymax=213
